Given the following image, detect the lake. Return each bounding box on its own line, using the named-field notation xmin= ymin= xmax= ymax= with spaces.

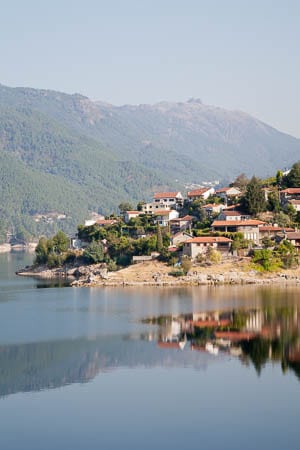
xmin=0 ymin=252 xmax=299 ymax=450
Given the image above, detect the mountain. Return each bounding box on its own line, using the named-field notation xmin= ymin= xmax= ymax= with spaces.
xmin=0 ymin=83 xmax=299 ymax=238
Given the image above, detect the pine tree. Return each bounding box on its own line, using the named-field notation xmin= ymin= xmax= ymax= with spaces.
xmin=241 ymin=176 xmax=266 ymax=216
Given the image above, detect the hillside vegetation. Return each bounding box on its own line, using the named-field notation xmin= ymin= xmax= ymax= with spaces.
xmin=0 ymin=84 xmax=300 ymax=239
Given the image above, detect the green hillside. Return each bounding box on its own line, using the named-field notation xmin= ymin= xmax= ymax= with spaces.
xmin=0 ymin=105 xmax=173 ymax=240
xmin=1 ymin=83 xmax=300 ymax=239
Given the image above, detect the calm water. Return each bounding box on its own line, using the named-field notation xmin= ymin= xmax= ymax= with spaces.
xmin=0 ymin=253 xmax=300 ymax=449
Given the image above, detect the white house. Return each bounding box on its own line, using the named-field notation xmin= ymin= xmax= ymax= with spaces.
xmin=212 ymin=220 xmax=265 ymax=245
xmin=153 ymin=191 xmax=184 ymax=209
xmin=154 ymin=209 xmax=179 ymax=226
xmin=124 ymin=210 xmax=144 ymax=223
xmin=215 ymin=187 xmax=242 ymax=204
xmin=187 ymin=187 xmax=215 ymax=202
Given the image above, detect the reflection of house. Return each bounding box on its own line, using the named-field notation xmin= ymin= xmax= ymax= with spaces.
xmin=212 ymin=220 xmax=265 ymax=245
xmin=187 ymin=187 xmax=215 ymax=201
xmin=154 ymin=209 xmax=179 ymax=226
xmin=183 ymin=236 xmax=232 ymax=259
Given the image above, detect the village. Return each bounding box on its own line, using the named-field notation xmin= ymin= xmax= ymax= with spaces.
xmin=75 ymin=180 xmax=300 ymax=263
xmin=17 ymin=164 xmax=300 ymax=286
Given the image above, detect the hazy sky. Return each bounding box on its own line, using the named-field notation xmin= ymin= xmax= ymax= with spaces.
xmin=1 ymin=0 xmax=300 ymax=137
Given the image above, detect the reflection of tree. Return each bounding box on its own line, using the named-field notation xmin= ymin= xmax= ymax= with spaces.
xmin=240 ymin=338 xmax=271 ymax=375
xmin=288 ymin=362 xmax=300 ymax=380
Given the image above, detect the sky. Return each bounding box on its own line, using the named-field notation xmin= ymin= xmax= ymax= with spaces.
xmin=1 ymin=0 xmax=300 ymax=137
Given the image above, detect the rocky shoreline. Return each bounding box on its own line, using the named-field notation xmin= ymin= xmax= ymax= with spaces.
xmin=17 ymin=261 xmax=300 ymax=287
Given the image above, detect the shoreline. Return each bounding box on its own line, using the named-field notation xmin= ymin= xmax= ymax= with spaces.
xmin=17 ymin=260 xmax=300 ymax=287
xmin=0 ymin=243 xmax=37 ymax=253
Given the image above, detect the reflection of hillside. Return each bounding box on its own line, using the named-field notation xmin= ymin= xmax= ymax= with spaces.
xmin=145 ymin=306 xmax=300 ymax=379
xmin=0 ymin=335 xmax=217 ymax=398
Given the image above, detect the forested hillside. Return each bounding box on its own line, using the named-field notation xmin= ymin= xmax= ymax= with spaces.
xmin=1 ymin=83 xmax=300 ymax=240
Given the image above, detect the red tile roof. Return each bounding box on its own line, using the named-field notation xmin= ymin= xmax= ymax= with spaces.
xmin=259 ymin=226 xmax=294 ymax=232
xmin=212 ymin=220 xmax=265 ymax=227
xmin=216 ymin=187 xmax=241 ymax=194
xmin=154 ymin=191 xmax=180 ymax=199
xmin=170 ymin=215 xmax=193 ymax=222
xmin=126 ymin=210 xmax=141 ymax=214
xmin=187 ymin=188 xmax=211 ymax=197
xmin=185 ymin=236 xmax=232 ymax=244
xmin=157 ymin=342 xmax=181 ymax=349
xmin=192 ymin=319 xmax=231 ymax=328
xmin=155 ymin=209 xmax=172 ymax=216
xmin=96 ymin=219 xmax=117 ymax=225
xmin=286 ymin=232 xmax=300 ymax=240
xmin=216 ymin=187 xmax=230 ymax=193
xmin=281 ymin=188 xmax=300 ymax=194
xmin=214 ymin=331 xmax=257 ymax=341
xmin=223 ymin=204 xmax=241 ymax=210
xmin=222 ymin=211 xmax=243 ymax=216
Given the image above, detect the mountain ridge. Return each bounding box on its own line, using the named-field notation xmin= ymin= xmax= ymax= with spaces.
xmin=0 ymin=83 xmax=299 ymax=238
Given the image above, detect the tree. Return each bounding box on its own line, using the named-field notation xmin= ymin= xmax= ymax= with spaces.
xmin=284 ymin=161 xmax=300 ymax=188
xmin=181 ymin=257 xmax=192 ymax=274
xmin=276 ymin=170 xmax=283 ymax=187
xmin=230 ymin=173 xmax=249 ymax=190
xmin=35 ymin=237 xmax=49 ymax=264
xmin=52 ymin=231 xmax=69 ymax=254
xmin=156 ymin=224 xmax=163 ymax=253
xmin=118 ymin=202 xmax=133 ymax=214
xmin=267 ymin=191 xmax=280 ymax=212
xmin=241 ymin=176 xmax=266 ymax=216
xmin=83 ymin=241 xmax=105 ymax=264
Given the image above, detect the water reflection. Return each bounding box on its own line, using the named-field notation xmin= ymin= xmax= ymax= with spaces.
xmin=0 ymin=334 xmax=218 ymax=398
xmin=1 ymin=305 xmax=300 ymax=399
xmin=142 ymin=306 xmax=300 ymax=379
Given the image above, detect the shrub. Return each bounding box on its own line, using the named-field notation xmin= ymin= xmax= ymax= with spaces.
xmin=83 ymin=241 xmax=105 ymax=264
xmin=181 ymin=258 xmax=192 ymax=274
xmin=168 ymin=269 xmax=185 ymax=277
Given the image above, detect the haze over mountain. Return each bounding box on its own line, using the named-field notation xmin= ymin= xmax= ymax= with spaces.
xmin=0 ymin=83 xmax=299 ymax=238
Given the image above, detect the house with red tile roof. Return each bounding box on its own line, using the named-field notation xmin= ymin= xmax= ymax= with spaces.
xmin=124 ymin=210 xmax=144 ymax=223
xmin=202 ymin=203 xmax=225 ymax=216
xmin=187 ymin=187 xmax=215 ymax=201
xmin=288 ymin=199 xmax=300 ymax=212
xmin=217 ymin=210 xmax=250 ymax=221
xmin=212 ymin=220 xmax=265 ymax=244
xmin=280 ymin=188 xmax=300 ymax=205
xmin=96 ymin=219 xmax=118 ymax=226
xmin=141 ymin=191 xmax=183 ymax=214
xmin=258 ymin=225 xmax=295 ymax=242
xmin=285 ymin=232 xmax=300 ymax=252
xmin=153 ymin=191 xmax=184 ymax=209
xmin=169 ymin=215 xmax=193 ymax=233
xmin=215 ymin=186 xmax=242 ymax=204
xmin=183 ymin=236 xmax=232 ymax=259
xmin=154 ymin=209 xmax=179 ymax=227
